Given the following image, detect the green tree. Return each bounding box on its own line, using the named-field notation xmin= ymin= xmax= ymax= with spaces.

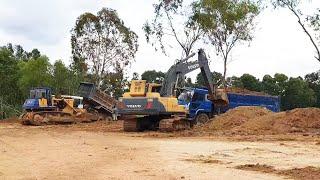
xmin=196 ymin=71 xmax=223 ymax=87
xmin=18 ymin=56 xmax=53 ymax=96
xmin=101 ymin=63 xmax=129 ymax=98
xmin=191 ymin=0 xmax=260 ymax=87
xmin=185 ymin=77 xmax=195 ymax=87
xmin=261 ymin=73 xmax=288 ymax=96
xmin=132 ymin=72 xmax=140 ymax=80
xmin=282 ymin=77 xmax=316 ymax=110
xmin=141 ymin=70 xmax=166 ymax=84
xmin=52 ymin=60 xmax=71 ymax=95
xmin=238 ymin=73 xmax=262 ymax=92
xmin=262 ymin=74 xmax=277 ymax=95
xmin=14 ymin=45 xmax=28 ymax=61
xmin=305 ymin=71 xmax=320 ymax=107
xmin=226 ymin=76 xmax=243 ymax=87
xmin=0 ymin=46 xmax=21 ymax=104
xmin=71 ymin=8 xmax=138 ymax=87
xmin=27 ymin=49 xmax=41 ymax=60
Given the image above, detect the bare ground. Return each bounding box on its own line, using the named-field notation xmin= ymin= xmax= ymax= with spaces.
xmin=1 ymin=121 xmax=320 ymax=179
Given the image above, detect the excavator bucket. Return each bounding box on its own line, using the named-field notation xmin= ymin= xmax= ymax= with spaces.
xmin=208 ymin=89 xmax=229 ymax=107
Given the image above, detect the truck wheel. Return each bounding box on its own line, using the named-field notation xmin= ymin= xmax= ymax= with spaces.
xmin=196 ymin=113 xmax=210 ymax=125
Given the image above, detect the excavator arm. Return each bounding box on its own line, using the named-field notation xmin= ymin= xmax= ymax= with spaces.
xmin=198 ymin=49 xmax=229 ymax=106
xmin=160 ymin=52 xmax=198 ymax=97
xmin=160 ymin=49 xmax=229 ymax=106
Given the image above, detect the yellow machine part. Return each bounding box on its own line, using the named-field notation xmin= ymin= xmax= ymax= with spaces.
xmin=158 ymin=97 xmax=186 ymax=113
xmin=38 ymin=98 xmax=48 ymax=107
xmin=51 ymin=97 xmax=78 ymax=115
xmin=123 ymin=80 xmax=186 ymax=113
xmin=126 ymin=80 xmax=147 ymax=97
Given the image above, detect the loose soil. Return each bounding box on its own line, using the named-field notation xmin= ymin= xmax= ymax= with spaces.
xmin=1 ymin=106 xmax=320 ymax=179
xmin=1 ymin=122 xmax=320 ymax=179
xmin=196 ymin=106 xmax=320 ymax=136
xmin=225 ymin=87 xmax=271 ymax=96
xmin=236 ymin=164 xmax=320 ymax=180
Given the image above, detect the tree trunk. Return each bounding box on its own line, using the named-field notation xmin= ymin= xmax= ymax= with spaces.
xmin=223 ymin=57 xmax=227 ymax=88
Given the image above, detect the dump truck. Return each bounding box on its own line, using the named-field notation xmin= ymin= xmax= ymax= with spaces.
xmin=178 ymin=88 xmax=280 ymax=124
xmin=117 ymin=49 xmax=228 ymax=132
xmin=78 ymin=82 xmax=118 ymax=121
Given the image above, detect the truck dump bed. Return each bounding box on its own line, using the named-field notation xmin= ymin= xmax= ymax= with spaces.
xmin=78 ymin=82 xmax=118 ymax=114
xmin=227 ymin=93 xmax=280 ymax=112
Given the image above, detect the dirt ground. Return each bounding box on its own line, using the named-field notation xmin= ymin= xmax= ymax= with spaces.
xmin=1 ymin=121 xmax=320 ymax=180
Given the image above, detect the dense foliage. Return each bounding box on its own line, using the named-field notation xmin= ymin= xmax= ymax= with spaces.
xmin=0 ymin=44 xmax=81 ymax=118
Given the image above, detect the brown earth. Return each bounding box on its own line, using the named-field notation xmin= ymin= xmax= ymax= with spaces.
xmin=196 ymin=106 xmax=320 ymax=136
xmin=235 ymin=108 xmax=320 ymax=135
xmin=1 ymin=121 xmax=320 ymax=179
xmin=224 ymin=87 xmax=270 ymax=96
xmin=197 ymin=106 xmax=273 ymax=131
xmin=236 ymin=164 xmax=320 ymax=180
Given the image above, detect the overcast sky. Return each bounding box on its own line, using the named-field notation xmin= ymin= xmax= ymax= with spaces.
xmin=0 ymin=0 xmax=319 ymax=81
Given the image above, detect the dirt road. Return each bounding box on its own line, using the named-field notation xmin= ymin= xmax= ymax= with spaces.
xmin=1 ymin=122 xmax=320 ymax=179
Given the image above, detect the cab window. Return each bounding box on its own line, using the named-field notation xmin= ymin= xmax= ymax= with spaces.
xmin=192 ymin=93 xmax=205 ymax=101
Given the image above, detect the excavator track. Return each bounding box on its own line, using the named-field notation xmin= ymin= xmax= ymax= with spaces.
xmin=123 ymin=116 xmax=159 ymax=132
xmin=159 ymin=117 xmax=191 ymax=132
xmin=123 ymin=117 xmax=140 ymax=132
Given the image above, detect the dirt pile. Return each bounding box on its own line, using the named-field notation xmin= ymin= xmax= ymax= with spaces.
xmin=224 ymin=87 xmax=270 ymax=96
xmin=235 ymin=108 xmax=320 ymax=135
xmin=236 ymin=164 xmax=320 ymax=180
xmin=198 ymin=107 xmax=320 ymax=135
xmin=197 ymin=106 xmax=273 ymax=132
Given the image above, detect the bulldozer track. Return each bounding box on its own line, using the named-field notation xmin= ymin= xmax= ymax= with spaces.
xmin=21 ymin=111 xmax=99 ymax=126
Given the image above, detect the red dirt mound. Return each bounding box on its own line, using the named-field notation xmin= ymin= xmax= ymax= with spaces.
xmin=235 ymin=108 xmax=320 ymax=135
xmin=198 ymin=107 xmax=320 ymax=135
xmin=199 ymin=106 xmax=273 ymax=132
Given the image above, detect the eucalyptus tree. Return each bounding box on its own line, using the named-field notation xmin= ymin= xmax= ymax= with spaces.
xmin=143 ymin=0 xmax=203 ymax=57
xmin=71 ymin=8 xmax=138 ymax=88
xmin=191 ymin=0 xmax=260 ymax=87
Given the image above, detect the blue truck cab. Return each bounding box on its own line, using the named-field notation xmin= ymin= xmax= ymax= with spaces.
xmin=178 ymin=88 xmax=280 ymax=123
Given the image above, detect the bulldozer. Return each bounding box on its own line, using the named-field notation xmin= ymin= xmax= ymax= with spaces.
xmin=21 ymin=87 xmax=98 ymax=125
xmin=117 ymin=49 xmax=229 ymax=132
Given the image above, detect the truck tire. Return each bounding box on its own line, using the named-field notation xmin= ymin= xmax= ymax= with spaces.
xmin=196 ymin=113 xmax=210 ymax=125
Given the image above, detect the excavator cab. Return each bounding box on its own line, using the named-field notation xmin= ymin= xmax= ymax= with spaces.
xmin=123 ymin=80 xmax=162 ymax=98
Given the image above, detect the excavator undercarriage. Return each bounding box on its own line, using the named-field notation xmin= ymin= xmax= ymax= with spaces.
xmin=122 ymin=115 xmax=191 ymax=132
